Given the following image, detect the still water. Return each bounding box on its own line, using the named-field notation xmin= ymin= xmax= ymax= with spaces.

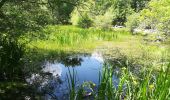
xmin=27 ymin=51 xmax=119 ymax=99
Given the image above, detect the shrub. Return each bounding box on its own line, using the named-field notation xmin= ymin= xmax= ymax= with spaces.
xmin=125 ymin=13 xmax=140 ymax=32
xmin=112 ymin=0 xmax=133 ymax=26
xmin=70 ymin=8 xmax=93 ymax=28
xmin=93 ymin=7 xmax=114 ymax=29
xmin=0 ymin=34 xmax=25 ymax=81
xmin=77 ymin=14 xmax=93 ymax=28
xmin=70 ymin=8 xmax=80 ymax=26
xmin=158 ymin=19 xmax=170 ymax=36
xmin=70 ymin=0 xmax=133 ymax=28
xmin=137 ymin=0 xmax=170 ymax=36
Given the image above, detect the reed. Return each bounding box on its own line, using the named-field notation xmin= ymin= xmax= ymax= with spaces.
xmin=66 ymin=60 xmax=170 ymax=100
xmin=27 ymin=25 xmax=131 ymax=52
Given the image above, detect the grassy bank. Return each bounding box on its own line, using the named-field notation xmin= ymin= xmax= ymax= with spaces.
xmin=23 ymin=25 xmax=169 ymax=69
xmin=24 ymin=25 xmax=131 ymax=53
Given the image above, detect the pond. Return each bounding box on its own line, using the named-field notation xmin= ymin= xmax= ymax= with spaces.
xmin=26 ymin=51 xmax=119 ymax=99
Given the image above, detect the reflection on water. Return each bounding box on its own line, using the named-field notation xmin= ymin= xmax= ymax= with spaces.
xmin=60 ymin=57 xmax=83 ymax=67
xmin=43 ymin=63 xmax=62 ymax=76
xmin=91 ymin=51 xmax=104 ymax=63
xmin=27 ymin=51 xmax=118 ymax=99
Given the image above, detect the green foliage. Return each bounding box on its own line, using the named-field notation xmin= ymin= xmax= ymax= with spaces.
xmin=27 ymin=25 xmax=130 ymax=52
xmin=70 ymin=0 xmax=139 ymax=28
xmin=93 ymin=7 xmax=114 ymax=29
xmin=66 ymin=68 xmax=77 ymax=100
xmin=47 ymin=0 xmax=76 ymax=24
xmin=70 ymin=8 xmax=80 ymax=26
xmin=97 ymin=63 xmax=115 ymax=100
xmin=130 ymin=0 xmax=150 ymax=12
xmin=77 ymin=14 xmax=93 ymax=28
xmin=70 ymin=0 xmax=95 ymax=28
xmin=70 ymin=0 xmax=115 ymax=28
xmin=121 ymin=63 xmax=170 ymax=100
xmin=137 ymin=0 xmax=170 ymax=35
xmin=0 ymin=34 xmax=25 ymax=81
xmin=0 ymin=1 xmax=53 ymax=37
xmin=125 ymin=13 xmax=140 ymax=32
xmin=65 ymin=56 xmax=170 ymax=100
xmin=112 ymin=0 xmax=133 ymax=25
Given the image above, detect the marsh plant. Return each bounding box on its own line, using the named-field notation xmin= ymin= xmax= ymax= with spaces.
xmin=66 ymin=61 xmax=170 ymax=100
xmin=27 ymin=25 xmax=130 ymax=52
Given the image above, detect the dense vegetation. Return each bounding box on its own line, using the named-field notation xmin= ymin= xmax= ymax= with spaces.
xmin=0 ymin=0 xmax=170 ymax=99
xmin=67 ymin=62 xmax=170 ymax=100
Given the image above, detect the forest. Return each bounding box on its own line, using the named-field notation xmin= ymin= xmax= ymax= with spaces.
xmin=0 ymin=0 xmax=170 ymax=100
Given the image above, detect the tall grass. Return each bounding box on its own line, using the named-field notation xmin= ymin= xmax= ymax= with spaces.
xmin=125 ymin=63 xmax=170 ymax=100
xmin=26 ymin=25 xmax=131 ymax=52
xmin=66 ymin=60 xmax=170 ymax=100
xmin=66 ymin=68 xmax=77 ymax=100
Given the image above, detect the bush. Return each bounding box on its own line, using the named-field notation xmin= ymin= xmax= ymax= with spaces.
xmin=93 ymin=7 xmax=114 ymax=29
xmin=0 ymin=34 xmax=25 ymax=81
xmin=125 ymin=13 xmax=140 ymax=32
xmin=0 ymin=2 xmax=53 ymax=37
xmin=137 ymin=0 xmax=170 ymax=36
xmin=158 ymin=19 xmax=170 ymax=36
xmin=70 ymin=8 xmax=80 ymax=26
xmin=112 ymin=0 xmax=133 ymax=26
xmin=70 ymin=0 xmax=135 ymax=28
xmin=70 ymin=4 xmax=93 ymax=28
xmin=71 ymin=6 xmax=114 ymax=29
xmin=77 ymin=14 xmax=93 ymax=28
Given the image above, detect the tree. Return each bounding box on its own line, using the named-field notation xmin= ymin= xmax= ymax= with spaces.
xmin=130 ymin=0 xmax=150 ymax=12
xmin=112 ymin=0 xmax=133 ymax=25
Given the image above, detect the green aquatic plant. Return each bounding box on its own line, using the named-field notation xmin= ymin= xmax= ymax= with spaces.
xmin=66 ymin=59 xmax=170 ymax=100
xmin=97 ymin=63 xmax=115 ymax=100
xmin=66 ymin=68 xmax=77 ymax=100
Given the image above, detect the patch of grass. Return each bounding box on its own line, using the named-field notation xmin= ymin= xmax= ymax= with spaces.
xmin=25 ymin=25 xmax=131 ymax=53
xmin=23 ymin=25 xmax=169 ymax=72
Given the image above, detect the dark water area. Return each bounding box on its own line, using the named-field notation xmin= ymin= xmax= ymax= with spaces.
xmin=26 ymin=51 xmax=119 ymax=99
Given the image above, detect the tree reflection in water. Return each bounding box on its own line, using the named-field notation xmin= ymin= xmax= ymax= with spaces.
xmin=0 ymin=52 xmax=103 ymax=99
xmin=26 ymin=54 xmax=85 ymax=99
xmin=60 ymin=56 xmax=83 ymax=67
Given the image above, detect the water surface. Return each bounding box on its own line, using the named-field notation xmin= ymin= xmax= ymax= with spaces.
xmin=27 ymin=51 xmax=119 ymax=99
